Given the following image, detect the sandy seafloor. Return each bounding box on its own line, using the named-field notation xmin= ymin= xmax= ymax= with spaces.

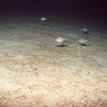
xmin=0 ymin=14 xmax=107 ymax=107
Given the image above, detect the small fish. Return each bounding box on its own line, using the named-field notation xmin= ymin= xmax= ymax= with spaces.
xmin=82 ymin=28 xmax=88 ymax=34
xmin=55 ymin=37 xmax=66 ymax=47
xmin=78 ymin=39 xmax=89 ymax=46
xmin=55 ymin=37 xmax=66 ymax=43
xmin=78 ymin=39 xmax=88 ymax=44
xmin=40 ymin=17 xmax=47 ymax=21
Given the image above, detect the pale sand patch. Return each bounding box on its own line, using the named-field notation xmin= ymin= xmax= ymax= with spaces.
xmin=0 ymin=54 xmax=107 ymax=107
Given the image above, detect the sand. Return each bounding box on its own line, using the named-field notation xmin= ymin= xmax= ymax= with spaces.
xmin=0 ymin=15 xmax=107 ymax=107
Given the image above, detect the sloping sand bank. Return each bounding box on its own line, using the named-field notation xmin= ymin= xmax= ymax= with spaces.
xmin=0 ymin=16 xmax=107 ymax=107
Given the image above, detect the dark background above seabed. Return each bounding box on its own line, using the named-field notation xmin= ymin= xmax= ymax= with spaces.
xmin=0 ymin=0 xmax=107 ymax=22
